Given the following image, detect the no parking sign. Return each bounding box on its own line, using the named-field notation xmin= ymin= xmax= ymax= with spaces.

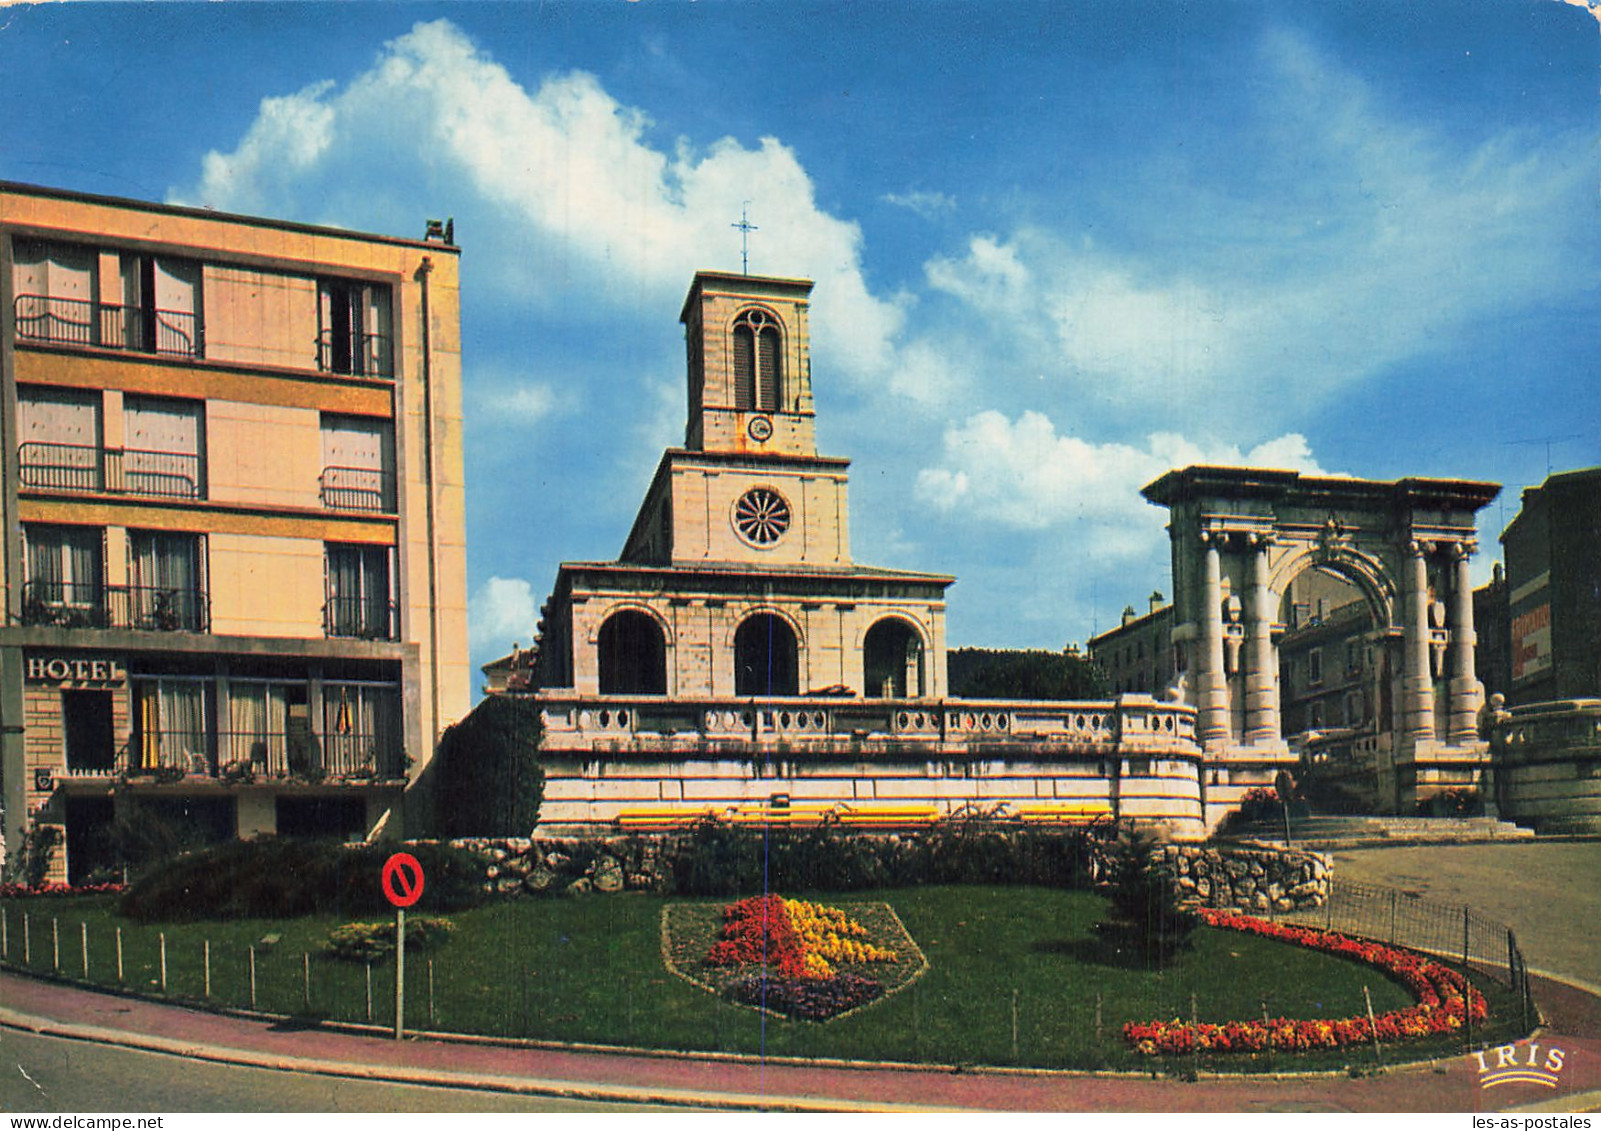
xmin=382 ymin=851 xmax=426 ymax=1039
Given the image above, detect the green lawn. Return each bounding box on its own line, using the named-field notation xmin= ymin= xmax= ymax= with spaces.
xmin=0 ymin=887 xmax=1525 ymax=1072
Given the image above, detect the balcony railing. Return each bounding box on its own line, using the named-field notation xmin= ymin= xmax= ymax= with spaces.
xmin=14 ymin=294 xmax=202 ymax=359
xmin=61 ymin=729 xmax=403 ymax=782
xmin=533 ymin=692 xmax=1200 ymax=756
xmin=323 ymin=596 xmax=399 ymax=641
xmin=22 ymin=580 xmax=210 ymax=633
xmin=319 ymin=466 xmax=395 ymax=513
xmin=19 ymin=441 xmax=203 ymax=500
xmin=316 ymin=329 xmax=392 ymax=378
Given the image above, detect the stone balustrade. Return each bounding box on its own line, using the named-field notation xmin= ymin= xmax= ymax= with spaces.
xmin=1491 ymin=698 xmax=1601 ymax=834
xmin=536 ymin=691 xmax=1197 ymax=758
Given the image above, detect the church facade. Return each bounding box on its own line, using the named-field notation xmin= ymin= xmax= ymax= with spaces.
xmin=498 ymin=271 xmax=1210 ymax=838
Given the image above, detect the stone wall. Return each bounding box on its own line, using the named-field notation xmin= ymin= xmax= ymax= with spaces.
xmin=1158 ymin=843 xmax=1330 ymax=913
xmin=449 ymin=836 xmax=673 ymax=896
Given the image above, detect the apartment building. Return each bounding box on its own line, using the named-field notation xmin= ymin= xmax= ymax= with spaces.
xmin=0 ymin=182 xmax=468 ymax=882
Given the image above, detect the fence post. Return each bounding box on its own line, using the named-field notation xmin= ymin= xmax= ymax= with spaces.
xmin=1363 ymin=985 xmax=1383 ymax=1067
xmin=80 ymin=922 xmax=89 ymax=979
xmin=1095 ymin=991 xmax=1103 ymax=1046
xmin=1011 ymin=988 xmax=1020 ymax=1063
xmin=303 ymin=953 xmax=311 ymax=1012
xmin=366 ymin=963 xmax=373 ymax=1022
xmin=1462 ymin=906 xmax=1473 ymax=1051
xmin=249 ymin=946 xmax=257 ymax=1010
xmin=22 ymin=914 xmax=29 ymax=965
xmin=52 ymin=918 xmax=59 ymax=972
xmin=204 ymin=939 xmax=211 ymax=999
xmin=428 ymin=958 xmax=435 ymax=1024
xmin=160 ymin=933 xmax=167 ymax=991
xmin=1388 ymin=890 xmax=1398 ymax=945
xmin=2 ymin=907 xmax=7 ymax=958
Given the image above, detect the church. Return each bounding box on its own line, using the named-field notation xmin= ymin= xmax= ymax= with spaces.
xmin=527 ymin=271 xmax=954 ymax=704
xmin=489 ymin=271 xmax=1210 ymax=837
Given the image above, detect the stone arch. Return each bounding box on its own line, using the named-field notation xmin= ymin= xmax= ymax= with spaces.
xmin=596 ymin=607 xmax=670 ymax=695
xmin=861 ymin=615 xmax=928 ymax=699
xmin=1267 ymin=543 xmax=1398 ymax=633
xmin=733 ymin=612 xmax=800 ymax=696
xmin=1141 ymin=466 xmax=1499 ymax=816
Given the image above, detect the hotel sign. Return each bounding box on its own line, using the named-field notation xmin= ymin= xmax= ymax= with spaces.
xmin=25 ymin=655 xmax=127 ymax=685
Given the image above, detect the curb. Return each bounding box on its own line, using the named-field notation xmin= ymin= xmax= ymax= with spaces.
xmin=0 ymin=1003 xmax=966 ymax=1113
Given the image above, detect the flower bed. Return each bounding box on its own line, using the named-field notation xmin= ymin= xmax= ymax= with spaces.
xmin=663 ymin=894 xmax=922 ymax=1021
xmin=1124 ymin=909 xmax=1488 ymax=1055
xmin=0 ymin=882 xmax=124 ymax=899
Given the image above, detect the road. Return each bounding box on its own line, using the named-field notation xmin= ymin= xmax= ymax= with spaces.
xmin=1331 ymin=841 xmax=1601 ymax=988
xmin=0 ymin=1026 xmax=698 ymax=1113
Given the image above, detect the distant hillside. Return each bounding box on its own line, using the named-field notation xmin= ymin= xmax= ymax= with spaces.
xmin=947 ymin=648 xmax=1107 ymax=701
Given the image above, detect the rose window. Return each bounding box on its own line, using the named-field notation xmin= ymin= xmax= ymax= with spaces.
xmin=734 ymin=488 xmax=791 ymax=545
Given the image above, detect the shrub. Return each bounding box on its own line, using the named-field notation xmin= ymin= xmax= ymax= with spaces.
xmin=118 ymin=839 xmax=486 ymax=923
xmin=1092 ymin=826 xmax=1198 ymax=966
xmin=667 ymin=823 xmax=1107 ymax=896
xmin=434 ymin=695 xmax=544 ymax=837
xmin=324 ymin=916 xmax=455 ymax=962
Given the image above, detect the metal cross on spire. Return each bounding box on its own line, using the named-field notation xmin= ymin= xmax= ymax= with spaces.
xmin=731 ymin=203 xmax=758 ymax=274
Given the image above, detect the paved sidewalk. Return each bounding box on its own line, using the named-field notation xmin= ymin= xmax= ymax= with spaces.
xmin=2 ymin=970 xmax=1598 ymax=1112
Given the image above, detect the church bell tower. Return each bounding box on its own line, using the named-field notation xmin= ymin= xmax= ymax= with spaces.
xmin=680 ymin=271 xmax=817 ymax=457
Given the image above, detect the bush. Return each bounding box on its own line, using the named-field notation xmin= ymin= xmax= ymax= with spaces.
xmin=1092 ymin=826 xmax=1198 ymax=966
xmin=667 ymin=822 xmax=1107 ymax=897
xmin=434 ymin=695 xmax=545 ymax=837
xmin=947 ymin=647 xmax=1108 ymax=700
xmin=324 ymin=916 xmax=455 ymax=962
xmin=118 ymin=839 xmax=486 ymax=923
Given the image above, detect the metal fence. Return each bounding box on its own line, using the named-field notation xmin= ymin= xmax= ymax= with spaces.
xmin=1277 ymin=876 xmax=1536 ymax=1034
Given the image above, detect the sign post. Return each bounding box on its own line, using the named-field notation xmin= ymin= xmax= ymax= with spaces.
xmin=381 ymin=851 xmax=425 ymax=1040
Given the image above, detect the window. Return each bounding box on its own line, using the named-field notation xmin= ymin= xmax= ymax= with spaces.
xmin=318 ymin=280 xmax=392 ymax=377
xmin=124 ymin=395 xmax=205 ymax=499
xmin=64 ymin=691 xmax=116 ymax=773
xmin=23 ymin=525 xmax=104 ymax=625
xmin=732 ymin=308 xmax=782 ymax=411
xmin=322 ymin=682 xmax=401 ymax=776
xmin=133 ymin=677 xmax=211 ymax=774
xmin=1346 ymin=640 xmax=1363 ymax=676
xmin=226 ymin=681 xmax=310 ymax=776
xmin=11 ymin=241 xmax=202 ymax=357
xmin=17 ymin=387 xmax=102 ymax=492
xmin=320 ymin=415 xmax=396 ymax=512
xmin=128 ymin=530 xmax=207 ymax=631
xmin=118 ymin=252 xmax=203 ymax=357
xmin=12 ymin=241 xmax=98 ymax=347
xmin=1307 ymin=648 xmax=1323 ymax=686
xmin=325 ymin=543 xmax=395 ymax=639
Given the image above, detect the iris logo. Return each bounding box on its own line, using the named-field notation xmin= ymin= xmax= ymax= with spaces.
xmin=1472 ymin=1042 xmax=1566 ymax=1089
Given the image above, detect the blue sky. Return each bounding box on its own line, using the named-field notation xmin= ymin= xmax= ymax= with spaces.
xmin=3 ymin=1 xmax=1598 ymax=685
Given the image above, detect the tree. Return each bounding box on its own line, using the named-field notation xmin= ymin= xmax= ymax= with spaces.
xmin=433 ymin=695 xmax=545 ymax=837
xmin=1092 ymin=825 xmax=1198 ymax=966
xmin=947 ymin=647 xmax=1108 ymax=700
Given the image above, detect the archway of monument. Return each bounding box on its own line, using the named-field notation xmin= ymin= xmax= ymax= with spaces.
xmin=1141 ymin=466 xmax=1499 ymax=775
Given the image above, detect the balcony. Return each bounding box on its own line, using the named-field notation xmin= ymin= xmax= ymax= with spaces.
xmin=319 ymin=466 xmax=395 ymax=513
xmin=316 ymin=329 xmax=392 ymax=378
xmin=323 ymin=595 xmax=399 ymax=641
xmin=19 ymin=441 xmax=203 ymax=500
xmin=22 ymin=580 xmax=210 ymax=633
xmin=60 ymin=728 xmax=404 ymax=783
xmin=14 ymin=294 xmax=202 ymax=359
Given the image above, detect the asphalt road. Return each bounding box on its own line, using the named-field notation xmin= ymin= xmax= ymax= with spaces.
xmin=0 ymin=1027 xmax=701 ymax=1113
xmin=1330 ymin=841 xmax=1601 ymax=988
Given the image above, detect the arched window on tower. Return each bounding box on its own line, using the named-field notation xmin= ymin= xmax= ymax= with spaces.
xmin=734 ymin=613 xmax=799 ymax=696
xmin=732 ymin=309 xmax=783 ymax=412
xmin=863 ymin=618 xmax=925 ymax=698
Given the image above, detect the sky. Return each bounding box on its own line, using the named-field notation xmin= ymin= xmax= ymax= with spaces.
xmin=2 ymin=1 xmax=1597 ymax=688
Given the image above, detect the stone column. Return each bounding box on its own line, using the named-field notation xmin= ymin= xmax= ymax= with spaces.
xmin=1197 ymin=531 xmax=1230 ymax=746
xmin=1401 ymin=540 xmax=1436 ymax=747
xmin=1447 ymin=542 xmax=1481 ymax=746
xmin=1244 ymin=534 xmax=1280 ymax=745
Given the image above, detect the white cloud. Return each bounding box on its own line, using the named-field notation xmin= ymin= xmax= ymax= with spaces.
xmin=918 ymin=32 xmax=1590 ymax=427
xmin=174 ymin=20 xmax=906 ymax=392
xmin=468 ymin=575 xmax=537 ymax=657
xmin=473 ymin=383 xmax=561 ymax=426
xmin=916 ymin=409 xmax=1328 ymax=557
xmin=882 ymin=190 xmax=956 ymax=219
